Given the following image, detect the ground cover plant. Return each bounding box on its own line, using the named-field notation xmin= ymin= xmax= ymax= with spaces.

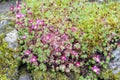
xmin=11 ymin=0 xmax=120 ymax=79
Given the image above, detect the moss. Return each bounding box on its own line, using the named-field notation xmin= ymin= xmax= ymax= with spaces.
xmin=0 ymin=34 xmax=19 ymax=80
xmin=100 ymin=69 xmax=120 ymax=80
xmin=32 ymin=70 xmax=68 ymax=80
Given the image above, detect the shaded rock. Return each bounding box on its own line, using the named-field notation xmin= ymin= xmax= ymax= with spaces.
xmin=65 ymin=72 xmax=75 ymax=80
xmin=18 ymin=64 xmax=32 ymax=80
xmin=19 ymin=74 xmax=32 ymax=80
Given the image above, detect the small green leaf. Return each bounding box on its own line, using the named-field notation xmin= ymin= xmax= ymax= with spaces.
xmin=37 ymin=48 xmax=43 ymax=53
xmin=40 ymin=63 xmax=46 ymax=71
xmin=81 ymin=54 xmax=87 ymax=58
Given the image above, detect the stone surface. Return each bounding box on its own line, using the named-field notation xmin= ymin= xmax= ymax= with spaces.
xmin=0 ymin=20 xmax=9 ymax=28
xmin=0 ymin=20 xmax=9 ymax=33
xmin=19 ymin=74 xmax=32 ymax=80
xmin=0 ymin=1 xmax=16 ymax=13
xmin=109 ymin=47 xmax=120 ymax=74
xmin=4 ymin=29 xmax=18 ymax=49
xmin=18 ymin=65 xmax=32 ymax=80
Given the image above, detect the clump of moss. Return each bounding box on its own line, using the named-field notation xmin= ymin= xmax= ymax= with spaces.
xmin=100 ymin=69 xmax=120 ymax=80
xmin=32 ymin=70 xmax=68 ymax=80
xmin=0 ymin=34 xmax=19 ymax=80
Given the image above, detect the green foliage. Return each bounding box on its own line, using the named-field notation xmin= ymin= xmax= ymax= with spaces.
xmin=0 ymin=34 xmax=19 ymax=80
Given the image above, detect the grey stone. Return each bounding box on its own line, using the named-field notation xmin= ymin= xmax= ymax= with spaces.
xmin=109 ymin=47 xmax=120 ymax=74
xmin=0 ymin=1 xmax=16 ymax=13
xmin=4 ymin=29 xmax=18 ymax=49
xmin=113 ymin=48 xmax=120 ymax=55
xmin=19 ymin=74 xmax=32 ymax=80
xmin=0 ymin=20 xmax=10 ymax=33
xmin=19 ymin=69 xmax=32 ymax=80
xmin=0 ymin=20 xmax=9 ymax=28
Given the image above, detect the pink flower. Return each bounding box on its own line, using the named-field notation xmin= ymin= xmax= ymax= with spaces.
xmin=29 ymin=20 xmax=33 ymax=24
xmin=71 ymin=51 xmax=78 ymax=55
xmin=16 ymin=13 xmax=25 ymax=19
xmin=25 ymin=50 xmax=31 ymax=55
xmin=71 ymin=27 xmax=77 ymax=32
xmin=61 ymin=34 xmax=68 ymax=40
xmin=46 ymin=34 xmax=52 ymax=40
xmin=36 ymin=20 xmax=44 ymax=26
xmin=16 ymin=5 xmax=21 ymax=10
xmin=92 ymin=66 xmax=100 ymax=74
xmin=76 ymin=62 xmax=80 ymax=67
xmin=10 ymin=6 xmax=14 ymax=11
xmin=65 ymin=43 xmax=72 ymax=49
xmin=42 ymin=33 xmax=52 ymax=43
xmin=21 ymin=14 xmax=25 ymax=17
xmin=22 ymin=35 xmax=26 ymax=39
xmin=16 ymin=14 xmax=21 ymax=18
xmin=54 ymin=47 xmax=61 ymax=52
xmin=93 ymin=55 xmax=101 ymax=63
xmin=23 ymin=4 xmax=26 ymax=7
xmin=31 ymin=25 xmax=38 ymax=29
xmin=30 ymin=56 xmax=37 ymax=62
xmin=61 ymin=56 xmax=66 ymax=60
xmin=48 ymin=26 xmax=54 ymax=31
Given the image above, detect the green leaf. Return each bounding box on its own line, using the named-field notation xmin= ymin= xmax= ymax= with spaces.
xmin=100 ymin=61 xmax=104 ymax=65
xmin=91 ymin=60 xmax=95 ymax=64
xmin=37 ymin=48 xmax=43 ymax=53
xmin=45 ymin=11 xmax=51 ymax=18
xmin=103 ymin=64 xmax=108 ymax=69
xmin=103 ymin=52 xmax=107 ymax=56
xmin=81 ymin=54 xmax=87 ymax=58
xmin=40 ymin=63 xmax=46 ymax=71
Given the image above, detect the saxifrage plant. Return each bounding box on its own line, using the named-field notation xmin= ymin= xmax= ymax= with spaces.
xmin=11 ymin=0 xmax=120 ymax=79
